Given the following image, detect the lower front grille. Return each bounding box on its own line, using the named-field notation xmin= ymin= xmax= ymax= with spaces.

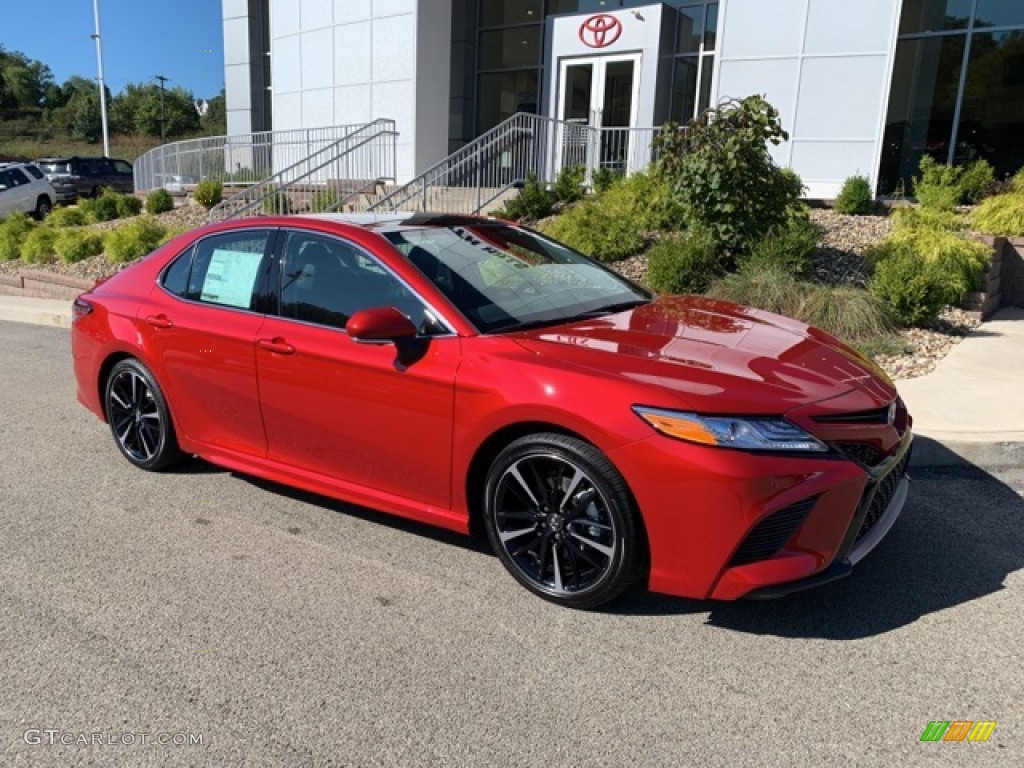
xmin=855 ymin=451 xmax=911 ymax=543
xmin=730 ymin=497 xmax=817 ymax=566
xmin=837 ymin=443 xmax=886 ymax=466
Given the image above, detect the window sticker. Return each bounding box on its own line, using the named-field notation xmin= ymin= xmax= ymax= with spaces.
xmin=200 ymin=249 xmax=262 ymax=308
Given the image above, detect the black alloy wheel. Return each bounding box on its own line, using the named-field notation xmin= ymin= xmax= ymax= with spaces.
xmin=105 ymin=359 xmax=183 ymax=471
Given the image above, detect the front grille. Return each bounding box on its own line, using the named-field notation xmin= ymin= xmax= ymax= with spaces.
xmin=730 ymin=497 xmax=817 ymax=566
xmin=837 ymin=443 xmax=886 ymax=466
xmin=855 ymin=450 xmax=911 ymax=543
xmin=813 ymin=404 xmax=892 ymax=425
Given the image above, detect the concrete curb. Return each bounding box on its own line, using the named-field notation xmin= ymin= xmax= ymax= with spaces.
xmin=910 ymin=435 xmax=1024 ymax=470
xmin=0 ymin=297 xmax=71 ymax=329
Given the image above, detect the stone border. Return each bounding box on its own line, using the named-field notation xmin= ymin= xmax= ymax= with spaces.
xmin=0 ymin=270 xmax=93 ymax=301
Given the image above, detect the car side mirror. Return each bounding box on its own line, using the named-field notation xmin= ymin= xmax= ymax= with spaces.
xmin=347 ymin=307 xmax=417 ymax=343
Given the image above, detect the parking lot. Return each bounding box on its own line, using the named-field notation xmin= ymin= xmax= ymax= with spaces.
xmin=1 ymin=319 xmax=1021 ymax=767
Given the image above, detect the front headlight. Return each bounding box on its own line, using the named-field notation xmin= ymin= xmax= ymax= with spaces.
xmin=633 ymin=406 xmax=828 ymax=453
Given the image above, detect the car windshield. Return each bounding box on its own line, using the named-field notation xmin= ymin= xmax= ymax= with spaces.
xmin=383 ymin=222 xmax=650 ymax=333
xmin=37 ymin=161 xmax=71 ymax=175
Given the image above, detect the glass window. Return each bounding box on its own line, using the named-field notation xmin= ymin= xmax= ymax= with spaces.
xmin=671 ymin=57 xmax=699 ymax=122
xmin=899 ymin=0 xmax=973 ymax=33
xmin=481 ymin=0 xmax=542 ymax=27
xmin=280 ymin=232 xmax=439 ymax=334
xmin=36 ymin=161 xmax=71 ymax=175
xmin=24 ymin=165 xmax=44 ymax=180
xmin=479 ymin=27 xmax=542 ymax=70
xmin=974 ymin=0 xmax=1024 ymax=29
xmin=676 ymin=6 xmax=704 ymax=54
xmin=186 ymin=231 xmax=271 ymax=310
xmin=704 ymin=3 xmax=719 ymax=50
xmin=956 ymin=30 xmax=1024 ymax=175
xmin=878 ymin=35 xmax=966 ymax=195
xmin=698 ymin=56 xmax=714 ymax=113
xmin=383 ymin=222 xmax=649 ymax=334
xmin=546 ymin=0 xmax=580 ymax=14
xmin=478 ymin=70 xmax=539 ymax=132
xmin=112 ymin=160 xmax=133 ymax=174
xmin=161 ymin=249 xmax=192 ymax=297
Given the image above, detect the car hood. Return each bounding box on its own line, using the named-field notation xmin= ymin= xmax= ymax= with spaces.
xmin=510 ymin=296 xmax=896 ymax=414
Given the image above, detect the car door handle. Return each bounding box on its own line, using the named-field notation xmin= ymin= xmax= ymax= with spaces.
xmin=145 ymin=314 xmax=173 ymax=329
xmin=257 ymin=337 xmax=295 ymax=355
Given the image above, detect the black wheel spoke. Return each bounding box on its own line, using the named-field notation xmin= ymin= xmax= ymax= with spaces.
xmin=108 ymin=369 xmax=164 ymax=464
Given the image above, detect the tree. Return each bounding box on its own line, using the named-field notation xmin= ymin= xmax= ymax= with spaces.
xmin=112 ymin=82 xmax=201 ymax=138
xmin=201 ymin=88 xmax=226 ymax=135
xmin=71 ymin=93 xmax=102 ymax=142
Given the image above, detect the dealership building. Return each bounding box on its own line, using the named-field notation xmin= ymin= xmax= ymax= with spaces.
xmin=221 ymin=0 xmax=1024 ymax=197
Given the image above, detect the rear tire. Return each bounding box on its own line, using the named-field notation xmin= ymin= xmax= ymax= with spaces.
xmin=483 ymin=433 xmax=644 ymax=609
xmin=104 ymin=359 xmax=183 ymax=471
xmin=34 ymin=196 xmax=52 ymax=220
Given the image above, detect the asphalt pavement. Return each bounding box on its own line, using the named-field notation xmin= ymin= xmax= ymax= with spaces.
xmin=0 ymin=320 xmax=1021 ymax=767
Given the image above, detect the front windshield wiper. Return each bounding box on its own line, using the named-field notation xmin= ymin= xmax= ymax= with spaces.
xmin=491 ymin=299 xmax=651 ymax=334
xmin=577 ymin=299 xmax=651 ymax=317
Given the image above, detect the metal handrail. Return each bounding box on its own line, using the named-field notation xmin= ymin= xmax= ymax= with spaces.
xmin=133 ymin=122 xmax=381 ymax=193
xmin=207 ymin=119 xmax=397 ymax=222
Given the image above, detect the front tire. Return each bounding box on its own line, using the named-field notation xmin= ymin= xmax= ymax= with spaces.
xmin=34 ymin=196 xmax=52 ymax=220
xmin=483 ymin=433 xmax=644 ymax=609
xmin=105 ymin=359 xmax=183 ymax=471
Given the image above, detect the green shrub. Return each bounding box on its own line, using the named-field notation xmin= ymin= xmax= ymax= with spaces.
xmin=958 ymin=158 xmax=995 ymax=204
xmin=554 ymin=165 xmax=586 ymax=204
xmin=498 ymin=174 xmax=552 ymax=222
xmin=654 ymin=96 xmax=803 ymax=256
xmin=591 ymin=167 xmax=620 ymax=194
xmin=0 ymin=213 xmax=35 ymax=261
xmin=262 ymin=191 xmax=293 ymax=215
xmin=20 ymin=226 xmax=57 ymax=264
xmin=914 ymin=155 xmax=961 ymax=210
xmin=310 ymin=188 xmax=341 ymax=213
xmin=969 ymin=192 xmax=1024 ymax=237
xmin=891 ymin=206 xmax=965 ymax=233
xmin=93 ymin=190 xmax=122 ymax=222
xmin=738 ymin=213 xmax=819 ymax=278
xmin=104 ymin=217 xmax=167 ymax=264
xmin=116 ymin=194 xmax=143 ymax=218
xmin=541 ymin=173 xmax=680 ymax=262
xmin=194 ymin=179 xmax=223 ymax=209
xmin=834 ymin=175 xmax=874 ymax=215
xmin=647 ymin=230 xmax=722 ymax=294
xmin=707 ymin=267 xmax=896 ymax=346
xmin=158 ymin=227 xmax=187 ymax=246
xmin=869 ymin=228 xmax=990 ymax=325
xmin=1013 ymin=167 xmax=1024 ymax=193
xmin=76 ymin=198 xmax=98 ymax=222
xmin=48 ymin=207 xmax=89 ymax=228
xmin=145 ymin=188 xmax=175 ymax=215
xmin=54 ymin=228 xmax=104 ymax=264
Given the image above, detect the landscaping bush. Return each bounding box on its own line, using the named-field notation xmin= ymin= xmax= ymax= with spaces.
xmin=834 ymin=175 xmax=874 ymax=215
xmin=194 ymin=179 xmax=223 ymax=210
xmin=891 ymin=206 xmax=965 ymax=233
xmin=47 ymin=206 xmax=89 ymax=228
xmin=541 ymin=173 xmax=680 ymax=262
xmin=0 ymin=213 xmax=35 ymax=261
xmin=707 ymin=266 xmax=896 ymax=347
xmin=145 ymin=188 xmax=175 ymax=215
xmin=104 ymin=217 xmax=167 ymax=264
xmin=20 ymin=225 xmax=57 ymax=264
xmin=969 ymin=191 xmax=1024 ymax=237
xmin=591 ymin=167 xmax=620 ymax=194
xmin=76 ymin=198 xmax=98 ymax=222
xmin=54 ymin=228 xmax=104 ymax=264
xmin=653 ymin=96 xmax=803 ymax=256
xmin=554 ymin=165 xmax=586 ymax=204
xmin=738 ymin=213 xmax=819 ymax=278
xmin=92 ymin=190 xmax=122 ymax=222
xmin=646 ymin=229 xmax=722 ymax=294
xmin=310 ymin=188 xmax=341 ymax=213
xmin=158 ymin=227 xmax=187 ymax=247
xmin=1013 ymin=167 xmax=1024 ymax=193
xmin=497 ymin=173 xmax=552 ymax=222
xmin=869 ymin=228 xmax=990 ymax=325
xmin=116 ymin=194 xmax=143 ymax=218
xmin=958 ymin=158 xmax=995 ymax=204
xmin=262 ymin=191 xmax=293 ymax=215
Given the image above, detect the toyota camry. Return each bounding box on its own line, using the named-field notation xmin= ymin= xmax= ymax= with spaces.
xmin=72 ymin=213 xmax=912 ymax=609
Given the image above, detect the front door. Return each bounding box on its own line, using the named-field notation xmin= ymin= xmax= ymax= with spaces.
xmin=557 ymin=54 xmax=641 ymax=175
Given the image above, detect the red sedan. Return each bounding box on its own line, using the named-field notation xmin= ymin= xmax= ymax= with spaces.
xmin=72 ymin=214 xmax=912 ymax=609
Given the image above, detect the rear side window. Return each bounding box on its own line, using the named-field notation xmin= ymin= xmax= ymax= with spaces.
xmin=24 ymin=165 xmax=44 ymax=180
xmin=112 ymin=160 xmax=132 ymax=174
xmin=6 ymin=168 xmax=29 ymax=186
xmin=161 ymin=249 xmax=192 ymax=297
xmin=186 ymin=231 xmax=272 ymax=309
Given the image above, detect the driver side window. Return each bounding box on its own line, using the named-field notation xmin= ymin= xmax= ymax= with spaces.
xmin=279 ymin=231 xmax=444 ymax=335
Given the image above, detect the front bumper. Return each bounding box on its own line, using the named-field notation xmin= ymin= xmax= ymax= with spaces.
xmin=608 ymin=428 xmax=912 ymax=601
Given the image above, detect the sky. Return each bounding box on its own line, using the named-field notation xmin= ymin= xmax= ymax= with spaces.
xmin=1 ymin=0 xmax=225 ymax=98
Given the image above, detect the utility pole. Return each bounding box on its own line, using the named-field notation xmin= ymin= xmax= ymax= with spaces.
xmin=155 ymin=75 xmax=169 ymax=143
xmin=90 ymin=0 xmax=110 ymax=156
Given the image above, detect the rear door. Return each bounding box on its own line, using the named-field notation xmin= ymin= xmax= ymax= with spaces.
xmin=138 ymin=227 xmax=277 ymax=457
xmin=110 ymin=159 xmax=134 ymax=193
xmin=254 ymin=228 xmax=460 ymax=509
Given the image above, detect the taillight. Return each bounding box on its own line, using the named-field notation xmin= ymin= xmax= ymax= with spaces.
xmin=72 ymin=297 xmax=93 ymax=321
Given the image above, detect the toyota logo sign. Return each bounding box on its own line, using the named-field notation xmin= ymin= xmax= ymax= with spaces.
xmin=579 ymin=14 xmax=623 ymax=49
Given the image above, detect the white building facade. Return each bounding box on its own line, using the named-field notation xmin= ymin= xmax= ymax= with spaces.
xmin=223 ymin=0 xmax=1024 ymax=196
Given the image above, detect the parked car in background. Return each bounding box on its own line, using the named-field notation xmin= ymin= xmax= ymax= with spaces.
xmin=0 ymin=162 xmax=55 ymax=220
xmin=71 ymin=213 xmax=914 ymax=609
xmin=35 ymin=156 xmax=134 ymax=202
xmin=156 ymin=174 xmax=197 ymax=196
